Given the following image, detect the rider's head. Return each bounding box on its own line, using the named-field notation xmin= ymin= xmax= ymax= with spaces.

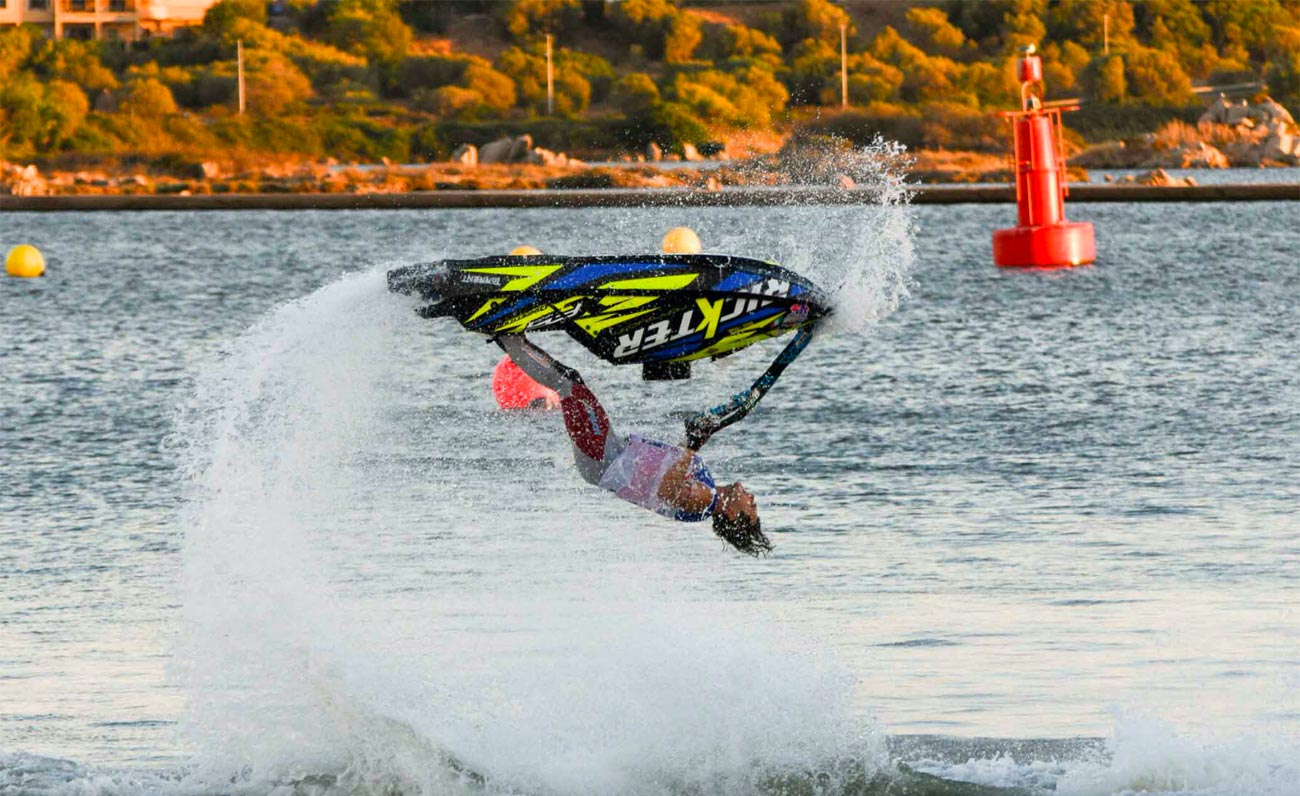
xmin=712 ymin=483 xmax=771 ymax=556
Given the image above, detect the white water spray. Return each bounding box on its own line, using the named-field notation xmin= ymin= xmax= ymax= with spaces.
xmin=169 ymin=181 xmax=914 ymax=794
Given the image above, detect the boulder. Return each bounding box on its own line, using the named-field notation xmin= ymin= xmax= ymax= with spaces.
xmin=1250 ymin=98 xmax=1295 ymax=127
xmin=507 ymin=134 xmax=534 ymax=163
xmin=526 ymin=147 xmax=562 ymax=166
xmin=681 ymin=143 xmax=703 ymax=162
xmin=1260 ymin=124 xmax=1296 ymax=161
xmin=644 ymin=142 xmax=662 ymax=161
xmin=450 ymin=144 xmax=478 ymax=166
xmin=1198 ymin=94 xmax=1232 ymax=125
xmin=1173 ymin=141 xmax=1229 ymax=169
xmin=1223 ymin=100 xmax=1252 ymax=126
xmin=1120 ymin=168 xmax=1193 ymax=187
xmin=478 ymin=137 xmax=514 ymax=164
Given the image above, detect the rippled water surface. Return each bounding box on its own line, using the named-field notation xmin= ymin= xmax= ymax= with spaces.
xmin=1 ymin=200 xmax=1298 ymax=796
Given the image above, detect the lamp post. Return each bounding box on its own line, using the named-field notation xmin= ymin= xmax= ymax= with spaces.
xmin=840 ymin=22 xmax=848 ymax=109
xmin=546 ymin=33 xmax=554 ymax=115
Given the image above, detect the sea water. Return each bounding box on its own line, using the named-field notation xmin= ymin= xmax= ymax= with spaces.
xmin=1 ymin=194 xmax=1297 ymax=795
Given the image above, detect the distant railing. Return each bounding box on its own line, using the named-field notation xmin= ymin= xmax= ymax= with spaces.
xmin=57 ymin=0 xmax=134 ymax=11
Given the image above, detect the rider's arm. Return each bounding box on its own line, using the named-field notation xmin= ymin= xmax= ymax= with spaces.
xmin=656 ymin=449 xmax=714 ymax=515
xmin=496 ymin=333 xmax=581 ymax=396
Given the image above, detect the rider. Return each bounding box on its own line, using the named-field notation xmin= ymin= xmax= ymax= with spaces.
xmin=496 ymin=333 xmax=771 ymax=556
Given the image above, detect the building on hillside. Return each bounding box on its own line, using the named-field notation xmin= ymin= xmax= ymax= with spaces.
xmin=0 ymin=0 xmax=217 ymax=41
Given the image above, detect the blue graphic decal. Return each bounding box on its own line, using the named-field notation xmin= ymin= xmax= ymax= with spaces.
xmin=547 ymin=261 xmax=686 ymax=290
xmin=475 ymin=296 xmax=537 ymax=327
xmin=714 ymin=271 xmax=763 ymax=292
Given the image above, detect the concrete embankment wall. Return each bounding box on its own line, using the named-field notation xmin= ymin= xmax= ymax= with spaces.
xmin=2 ymin=183 xmax=1295 ymax=211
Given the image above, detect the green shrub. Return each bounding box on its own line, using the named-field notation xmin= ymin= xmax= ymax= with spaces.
xmin=610 ymin=0 xmax=696 ymax=61
xmin=0 ymin=75 xmax=89 ymax=155
xmin=663 ymin=12 xmax=702 ymax=64
xmin=1068 ymin=102 xmax=1200 ymax=142
xmin=700 ymin=23 xmax=781 ymax=66
xmin=557 ymin=49 xmax=615 ymax=102
xmin=496 ymin=45 xmax=589 ymax=114
xmin=764 ymin=0 xmax=853 ymax=51
xmin=905 ymin=7 xmax=967 ymax=58
xmin=671 ymin=67 xmax=787 ymax=127
xmin=796 ymin=105 xmax=924 ymax=150
xmin=920 ymin=101 xmax=1003 ymax=151
xmin=244 ymin=52 xmax=314 ymax=115
xmin=417 ymin=85 xmax=488 ymax=119
xmin=620 ymin=100 xmax=709 ymax=153
xmin=501 ymin=0 xmax=581 ymax=41
xmin=1123 ymin=45 xmax=1195 ymax=106
xmin=464 ymin=62 xmax=517 ymax=114
xmin=0 ymin=26 xmax=42 ymax=82
xmin=203 ymin=0 xmax=267 ymax=36
xmin=393 ymin=53 xmax=481 ymax=97
xmin=31 ymin=39 xmax=119 ymax=93
xmin=121 ymin=77 xmax=178 ymax=119
xmin=612 ymin=72 xmax=659 ymax=114
xmin=1082 ymin=54 xmax=1127 ymax=104
xmin=326 ymin=0 xmax=413 ymax=64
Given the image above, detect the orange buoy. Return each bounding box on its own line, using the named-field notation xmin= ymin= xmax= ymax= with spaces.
xmin=492 ymin=355 xmax=560 ymax=411
xmin=992 ymin=46 xmax=1095 ymax=268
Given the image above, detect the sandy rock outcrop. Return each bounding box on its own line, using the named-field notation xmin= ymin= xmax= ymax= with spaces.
xmin=1117 ymin=168 xmax=1197 ymax=187
xmin=1 ymin=162 xmax=49 ymax=196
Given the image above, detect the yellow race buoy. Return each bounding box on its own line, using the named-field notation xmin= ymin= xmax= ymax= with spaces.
xmin=509 ymin=245 xmax=542 ymax=256
xmin=661 ymin=227 xmax=701 ymax=254
xmin=5 ymin=244 xmax=45 ymax=278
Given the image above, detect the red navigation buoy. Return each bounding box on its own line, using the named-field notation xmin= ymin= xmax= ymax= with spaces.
xmin=992 ymin=46 xmax=1096 ymax=269
xmin=492 ymin=354 xmax=560 ymax=411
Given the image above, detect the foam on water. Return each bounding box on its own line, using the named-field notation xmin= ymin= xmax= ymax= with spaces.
xmin=910 ymin=712 xmax=1300 ymax=796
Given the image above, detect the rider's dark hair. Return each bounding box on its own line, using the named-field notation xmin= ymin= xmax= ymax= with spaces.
xmin=713 ymin=511 xmax=771 ymax=557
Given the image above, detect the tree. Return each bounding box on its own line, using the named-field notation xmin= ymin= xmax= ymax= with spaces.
xmin=463 ymin=62 xmax=516 ymax=114
xmin=496 ymin=46 xmax=588 ymax=114
xmin=1083 ymin=54 xmax=1126 ymax=103
xmin=0 ymin=26 xmax=42 ymax=83
xmin=1000 ymin=0 xmax=1046 ymax=53
xmin=610 ymin=0 xmax=696 ymax=62
xmin=203 ymin=0 xmax=268 ymax=36
xmin=31 ymin=39 xmax=118 ymax=93
xmin=244 ymin=51 xmax=313 ymax=114
xmin=1049 ymin=0 xmax=1135 ymax=52
xmin=905 ymin=7 xmax=966 ymax=58
xmin=1123 ymin=46 xmax=1194 ymax=106
xmin=0 ymin=77 xmax=88 ymax=153
xmin=782 ymin=0 xmax=853 ymax=48
xmin=326 ymin=0 xmax=412 ymax=64
xmin=611 ymin=72 xmax=659 ymax=114
xmin=1204 ymin=0 xmax=1291 ymax=62
xmin=501 ymin=0 xmax=581 ymax=40
xmin=121 ymin=77 xmax=178 ymax=119
xmin=663 ymin=12 xmax=702 ymax=64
